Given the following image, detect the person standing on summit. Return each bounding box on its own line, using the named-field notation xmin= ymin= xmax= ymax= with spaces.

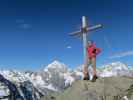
xmin=83 ymin=41 xmax=101 ymax=82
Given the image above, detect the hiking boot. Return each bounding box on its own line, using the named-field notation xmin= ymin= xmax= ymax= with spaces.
xmin=83 ymin=75 xmax=90 ymax=80
xmin=91 ymin=75 xmax=98 ymax=82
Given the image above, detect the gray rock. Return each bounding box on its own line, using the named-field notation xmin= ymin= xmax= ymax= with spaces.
xmin=42 ymin=76 xmax=133 ymax=100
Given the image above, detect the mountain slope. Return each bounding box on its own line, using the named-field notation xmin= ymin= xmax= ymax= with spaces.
xmin=42 ymin=77 xmax=133 ymax=100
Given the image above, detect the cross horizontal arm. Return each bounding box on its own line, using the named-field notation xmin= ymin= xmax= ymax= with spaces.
xmin=86 ymin=24 xmax=103 ymax=32
xmin=68 ymin=24 xmax=103 ymax=37
xmin=68 ymin=31 xmax=82 ymax=36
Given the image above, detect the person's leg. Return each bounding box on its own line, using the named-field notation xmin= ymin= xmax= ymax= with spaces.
xmin=83 ymin=58 xmax=91 ymax=80
xmin=83 ymin=65 xmax=88 ymax=79
xmin=91 ymin=57 xmax=98 ymax=82
xmin=92 ymin=57 xmax=96 ymax=76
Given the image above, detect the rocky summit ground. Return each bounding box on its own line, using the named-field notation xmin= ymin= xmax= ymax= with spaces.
xmin=42 ymin=76 xmax=133 ymax=100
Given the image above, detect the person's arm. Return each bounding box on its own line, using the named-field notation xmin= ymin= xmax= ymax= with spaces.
xmin=92 ymin=48 xmax=97 ymax=53
xmin=96 ymin=48 xmax=101 ymax=54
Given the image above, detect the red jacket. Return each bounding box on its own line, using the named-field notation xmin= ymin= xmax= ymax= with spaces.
xmin=87 ymin=43 xmax=101 ymax=59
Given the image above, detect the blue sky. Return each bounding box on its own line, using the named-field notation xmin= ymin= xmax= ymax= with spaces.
xmin=0 ymin=0 xmax=132 ymax=70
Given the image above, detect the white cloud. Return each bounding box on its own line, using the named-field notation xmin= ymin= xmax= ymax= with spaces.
xmin=66 ymin=46 xmax=72 ymax=49
xmin=109 ymin=51 xmax=133 ymax=59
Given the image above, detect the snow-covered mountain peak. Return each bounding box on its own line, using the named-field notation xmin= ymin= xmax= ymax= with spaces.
xmin=0 ymin=69 xmax=28 ymax=83
xmin=45 ymin=60 xmax=68 ymax=73
xmin=101 ymin=62 xmax=129 ymax=71
xmin=51 ymin=60 xmax=62 ymax=65
xmin=99 ymin=62 xmax=132 ymax=77
xmin=47 ymin=60 xmax=66 ymax=68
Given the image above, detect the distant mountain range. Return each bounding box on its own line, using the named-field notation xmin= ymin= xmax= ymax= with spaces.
xmin=0 ymin=60 xmax=132 ymax=100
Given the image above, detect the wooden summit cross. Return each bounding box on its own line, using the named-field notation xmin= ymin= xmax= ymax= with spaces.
xmin=69 ymin=16 xmax=103 ymax=78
